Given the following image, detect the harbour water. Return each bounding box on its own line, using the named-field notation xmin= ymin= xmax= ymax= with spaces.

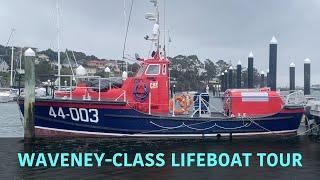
xmin=0 ymin=102 xmax=23 ymax=137
xmin=0 ymin=91 xmax=319 ymax=179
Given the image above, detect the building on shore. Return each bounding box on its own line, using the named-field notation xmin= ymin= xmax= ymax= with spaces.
xmin=0 ymin=58 xmax=9 ymax=72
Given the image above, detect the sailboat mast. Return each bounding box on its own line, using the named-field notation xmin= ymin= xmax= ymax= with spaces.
xmin=19 ymin=47 xmax=22 ymax=71
xmin=56 ymin=0 xmax=61 ymax=90
xmin=124 ymin=0 xmax=128 ymax=72
xmin=10 ymin=46 xmax=14 ymax=87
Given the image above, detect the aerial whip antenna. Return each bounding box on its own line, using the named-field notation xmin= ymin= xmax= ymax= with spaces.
xmin=122 ymin=0 xmax=134 ymax=73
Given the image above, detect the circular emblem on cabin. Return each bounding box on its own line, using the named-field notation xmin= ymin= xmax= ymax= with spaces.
xmin=133 ymin=79 xmax=149 ymax=102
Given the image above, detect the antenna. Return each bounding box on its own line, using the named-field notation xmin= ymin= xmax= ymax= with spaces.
xmin=144 ymin=0 xmax=160 ymax=54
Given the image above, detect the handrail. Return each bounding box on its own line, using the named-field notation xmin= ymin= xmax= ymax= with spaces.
xmin=114 ymin=90 xmax=127 ymax=102
xmin=284 ymin=90 xmax=306 ymax=105
xmin=191 ymin=93 xmax=211 ymax=117
xmin=53 ymin=74 xmax=104 ymax=101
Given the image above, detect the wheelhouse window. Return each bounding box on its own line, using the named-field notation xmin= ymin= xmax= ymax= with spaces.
xmin=136 ymin=65 xmax=147 ymax=76
xmin=146 ymin=64 xmax=160 ymax=75
xmin=162 ymin=64 xmax=167 ymax=75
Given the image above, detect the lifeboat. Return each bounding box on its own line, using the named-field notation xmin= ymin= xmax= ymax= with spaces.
xmin=224 ymin=88 xmax=284 ymax=117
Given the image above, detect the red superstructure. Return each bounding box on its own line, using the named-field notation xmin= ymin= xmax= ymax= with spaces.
xmin=55 ymin=53 xmax=170 ymax=114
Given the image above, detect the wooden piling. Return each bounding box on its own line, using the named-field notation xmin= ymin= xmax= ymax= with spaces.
xmin=304 ymin=58 xmax=311 ymax=95
xmin=289 ymin=62 xmax=295 ymax=92
xmin=228 ymin=66 xmax=233 ymax=89
xmin=220 ymin=73 xmax=225 ymax=92
xmin=224 ymin=70 xmax=228 ymax=90
xmin=260 ymin=71 xmax=265 ymax=87
xmin=266 ymin=69 xmax=270 ymax=87
xmin=236 ymin=60 xmax=242 ymax=88
xmin=269 ymin=36 xmax=278 ymax=91
xmin=248 ymin=52 xmax=254 ymax=88
xmin=24 ymin=48 xmax=36 ymax=139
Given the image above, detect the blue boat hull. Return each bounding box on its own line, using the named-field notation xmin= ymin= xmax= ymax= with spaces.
xmin=18 ymin=99 xmax=304 ymax=137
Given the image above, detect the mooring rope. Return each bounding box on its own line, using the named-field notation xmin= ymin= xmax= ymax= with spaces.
xmin=149 ymin=120 xmax=252 ymax=132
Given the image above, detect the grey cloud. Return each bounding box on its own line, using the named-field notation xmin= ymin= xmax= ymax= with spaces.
xmin=1 ymin=0 xmax=319 ymax=86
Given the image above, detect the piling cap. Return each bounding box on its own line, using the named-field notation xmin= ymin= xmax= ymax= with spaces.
xmin=237 ymin=60 xmax=242 ymax=65
xmin=261 ymin=70 xmax=265 ymax=75
xmin=224 ymin=69 xmax=228 ymax=73
xmin=24 ymin=48 xmax=35 ymax=57
xmin=221 ymin=72 xmax=224 ymax=75
xmin=290 ymin=62 xmax=295 ymax=67
xmin=270 ymin=36 xmax=278 ymax=44
xmin=248 ymin=51 xmax=254 ymax=58
xmin=304 ymin=58 xmax=311 ymax=64
xmin=229 ymin=66 xmax=233 ymax=70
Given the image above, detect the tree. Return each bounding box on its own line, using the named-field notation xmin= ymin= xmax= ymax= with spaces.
xmin=216 ymin=59 xmax=230 ymax=75
xmin=170 ymin=55 xmax=205 ymax=91
xmin=203 ymin=59 xmax=217 ymax=82
xmin=35 ymin=60 xmax=54 ymax=84
xmin=241 ymin=67 xmax=261 ymax=88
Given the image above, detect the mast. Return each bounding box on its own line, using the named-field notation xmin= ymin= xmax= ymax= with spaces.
xmin=56 ymin=0 xmax=61 ymax=90
xmin=124 ymin=0 xmax=128 ymax=72
xmin=10 ymin=46 xmax=14 ymax=87
xmin=155 ymin=0 xmax=160 ymax=53
xmin=145 ymin=0 xmax=160 ymax=55
xmin=7 ymin=28 xmax=15 ymax=87
xmin=19 ymin=47 xmax=22 ymax=71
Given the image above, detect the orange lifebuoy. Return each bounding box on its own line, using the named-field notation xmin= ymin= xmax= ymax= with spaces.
xmin=169 ymin=94 xmax=193 ymax=115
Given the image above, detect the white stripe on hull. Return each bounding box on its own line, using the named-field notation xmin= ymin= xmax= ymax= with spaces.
xmin=35 ymin=126 xmax=297 ymax=137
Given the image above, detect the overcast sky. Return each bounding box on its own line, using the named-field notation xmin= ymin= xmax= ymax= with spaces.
xmin=1 ymin=0 xmax=319 ymax=86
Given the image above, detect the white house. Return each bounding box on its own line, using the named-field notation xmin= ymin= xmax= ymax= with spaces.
xmin=0 ymin=59 xmax=9 ymax=72
xmin=86 ymin=67 xmax=97 ymax=75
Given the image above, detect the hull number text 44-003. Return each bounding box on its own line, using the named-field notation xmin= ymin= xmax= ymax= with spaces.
xmin=49 ymin=107 xmax=99 ymax=123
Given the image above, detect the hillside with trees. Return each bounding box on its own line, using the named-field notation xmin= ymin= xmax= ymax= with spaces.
xmin=0 ymin=44 xmax=262 ymax=91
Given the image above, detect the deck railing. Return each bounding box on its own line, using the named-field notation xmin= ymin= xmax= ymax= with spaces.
xmin=52 ymin=75 xmax=126 ymax=102
xmin=284 ymin=90 xmax=306 ymax=105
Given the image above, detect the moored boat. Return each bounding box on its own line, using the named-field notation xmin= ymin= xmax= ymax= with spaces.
xmin=17 ymin=50 xmax=305 ymax=138
xmin=17 ymin=0 xmax=305 ymax=138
